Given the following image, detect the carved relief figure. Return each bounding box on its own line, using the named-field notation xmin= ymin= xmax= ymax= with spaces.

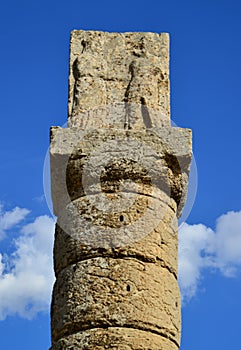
xmin=71 ymin=51 xmax=107 ymax=120
xmin=124 ymin=54 xmax=165 ymax=128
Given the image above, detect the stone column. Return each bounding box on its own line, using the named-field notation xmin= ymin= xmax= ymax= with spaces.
xmin=49 ymin=30 xmax=192 ymax=350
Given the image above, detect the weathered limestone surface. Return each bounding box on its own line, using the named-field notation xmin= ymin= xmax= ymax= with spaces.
xmin=53 ymin=200 xmax=179 ymax=278
xmin=68 ymin=30 xmax=170 ymax=128
xmin=50 ymin=127 xmax=192 ymax=218
xmin=51 ymin=258 xmax=180 ymax=344
xmin=50 ymin=30 xmax=192 ymax=350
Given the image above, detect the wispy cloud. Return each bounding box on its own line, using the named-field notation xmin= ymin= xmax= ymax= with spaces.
xmin=179 ymin=210 xmax=241 ymax=301
xmin=0 ymin=205 xmax=30 ymax=239
xmin=0 ymin=206 xmax=55 ymax=320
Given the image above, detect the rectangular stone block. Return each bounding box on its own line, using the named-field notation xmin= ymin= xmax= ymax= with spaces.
xmin=68 ymin=30 xmax=170 ymax=128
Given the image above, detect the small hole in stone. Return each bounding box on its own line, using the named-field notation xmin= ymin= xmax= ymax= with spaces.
xmin=175 ymin=302 xmax=178 ymax=307
xmin=126 ymin=285 xmax=131 ymax=292
xmin=120 ymin=215 xmax=124 ymax=222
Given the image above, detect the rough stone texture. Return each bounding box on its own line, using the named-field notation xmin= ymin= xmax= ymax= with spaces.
xmin=68 ymin=30 xmax=170 ymax=128
xmin=50 ymin=127 xmax=192 ymax=218
xmin=50 ymin=30 xmax=192 ymax=350
xmin=51 ymin=258 xmax=180 ymax=345
xmin=53 ymin=199 xmax=178 ymax=278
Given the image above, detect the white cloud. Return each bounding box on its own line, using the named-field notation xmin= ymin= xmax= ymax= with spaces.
xmin=0 ymin=210 xmax=55 ymax=320
xmin=212 ymin=211 xmax=241 ymax=275
xmin=178 ymin=223 xmax=215 ymax=301
xmin=0 ymin=205 xmax=30 ymax=239
xmin=179 ymin=210 xmax=241 ymax=302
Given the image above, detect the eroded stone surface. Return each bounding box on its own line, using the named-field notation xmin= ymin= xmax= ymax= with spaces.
xmin=51 ymin=257 xmax=180 ymax=345
xmin=68 ymin=31 xmax=170 ymax=128
xmin=50 ymin=127 xmax=192 ymax=218
xmin=53 ymin=199 xmax=178 ymax=277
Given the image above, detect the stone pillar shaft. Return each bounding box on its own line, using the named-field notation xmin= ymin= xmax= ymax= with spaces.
xmin=49 ymin=30 xmax=192 ymax=350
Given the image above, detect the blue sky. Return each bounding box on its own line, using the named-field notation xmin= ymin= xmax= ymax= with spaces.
xmin=0 ymin=0 xmax=241 ymax=348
